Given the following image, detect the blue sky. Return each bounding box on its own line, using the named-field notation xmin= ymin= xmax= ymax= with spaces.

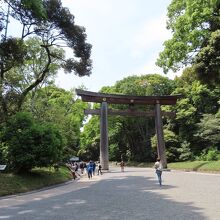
xmin=56 ymin=0 xmax=182 ymax=92
xmin=8 ymin=0 xmax=180 ymax=92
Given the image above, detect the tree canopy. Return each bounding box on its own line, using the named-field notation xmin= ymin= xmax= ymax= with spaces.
xmin=156 ymin=0 xmax=220 ymax=73
xmin=0 ymin=0 xmax=92 ymax=120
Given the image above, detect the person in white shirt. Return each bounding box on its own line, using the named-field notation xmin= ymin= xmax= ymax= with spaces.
xmin=154 ymin=158 xmax=163 ymax=186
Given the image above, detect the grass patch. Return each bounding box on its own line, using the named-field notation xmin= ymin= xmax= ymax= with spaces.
xmin=168 ymin=160 xmax=220 ymax=172
xmin=112 ymin=160 xmax=220 ymax=172
xmin=0 ymin=166 xmax=72 ymax=197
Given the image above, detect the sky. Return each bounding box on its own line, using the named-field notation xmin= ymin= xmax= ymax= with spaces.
xmin=6 ymin=0 xmax=180 ymax=92
xmin=55 ymin=0 xmax=181 ymax=92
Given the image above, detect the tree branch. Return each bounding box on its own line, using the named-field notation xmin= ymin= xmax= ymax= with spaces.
xmin=18 ymin=45 xmax=52 ymax=110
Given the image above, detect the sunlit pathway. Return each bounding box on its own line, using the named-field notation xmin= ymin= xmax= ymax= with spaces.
xmin=0 ymin=166 xmax=220 ymax=220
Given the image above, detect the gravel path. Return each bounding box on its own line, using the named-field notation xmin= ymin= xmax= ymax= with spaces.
xmin=0 ymin=166 xmax=220 ymax=220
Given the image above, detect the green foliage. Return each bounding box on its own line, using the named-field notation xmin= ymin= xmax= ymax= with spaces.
xmin=0 ymin=38 xmax=64 ymax=117
xmin=157 ymin=0 xmax=220 ymax=73
xmin=0 ymin=142 xmax=9 ymax=165
xmin=81 ymin=74 xmax=175 ymax=162
xmin=113 ymin=74 xmax=176 ymax=96
xmin=23 ymin=86 xmax=88 ymax=160
xmin=151 ymin=128 xmax=181 ymax=162
xmin=168 ymin=76 xmax=220 ymax=156
xmin=2 ymin=112 xmax=63 ymax=173
xmin=109 ymin=143 xmax=120 ymax=161
xmin=206 ymin=148 xmax=219 ymax=161
xmin=193 ymin=30 xmax=220 ymax=85
xmin=178 ymin=141 xmax=194 ymax=161
xmin=195 ymin=114 xmax=220 ymax=149
xmin=79 ymin=116 xmax=100 ymax=161
xmin=196 ymin=148 xmax=220 ymax=161
xmin=0 ymin=0 xmax=92 ymax=121
xmin=0 ymin=37 xmax=27 ymax=70
xmin=0 ymin=166 xmax=72 ymax=197
xmin=21 ymin=0 xmax=47 ymax=19
xmin=168 ymin=160 xmax=220 ymax=171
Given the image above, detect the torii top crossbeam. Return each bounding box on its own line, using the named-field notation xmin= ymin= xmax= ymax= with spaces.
xmin=76 ymin=89 xmax=181 ymax=105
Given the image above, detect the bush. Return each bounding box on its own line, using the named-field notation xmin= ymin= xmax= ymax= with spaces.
xmin=178 ymin=141 xmax=194 ymax=161
xmin=196 ymin=147 xmax=219 ymax=161
xmin=2 ymin=112 xmax=64 ymax=173
xmin=206 ymin=148 xmax=219 ymax=161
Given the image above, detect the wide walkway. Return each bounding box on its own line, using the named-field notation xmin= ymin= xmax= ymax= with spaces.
xmin=0 ymin=166 xmax=220 ymax=220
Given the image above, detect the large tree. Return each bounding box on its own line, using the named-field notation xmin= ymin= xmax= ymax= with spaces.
xmin=156 ymin=0 xmax=220 ymax=74
xmin=0 ymin=0 xmax=92 ymax=121
xmin=23 ymin=85 xmax=89 ymax=158
xmin=193 ymin=29 xmax=220 ymax=85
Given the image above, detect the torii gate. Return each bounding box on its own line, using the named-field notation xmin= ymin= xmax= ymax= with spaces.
xmin=76 ymin=89 xmax=181 ymax=170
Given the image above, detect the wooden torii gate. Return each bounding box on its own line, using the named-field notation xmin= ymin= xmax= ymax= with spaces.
xmin=76 ymin=89 xmax=181 ymax=170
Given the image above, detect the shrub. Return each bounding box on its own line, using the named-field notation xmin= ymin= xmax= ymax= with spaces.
xmin=196 ymin=147 xmax=220 ymax=161
xmin=3 ymin=112 xmax=63 ymax=173
xmin=206 ymin=148 xmax=219 ymax=161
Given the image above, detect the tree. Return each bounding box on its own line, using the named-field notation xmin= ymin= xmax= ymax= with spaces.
xmin=79 ymin=74 xmax=176 ymax=162
xmin=151 ymin=128 xmax=181 ymax=162
xmin=193 ymin=30 xmax=220 ymax=85
xmin=0 ymin=0 xmax=92 ymax=121
xmin=23 ymin=85 xmax=89 ymax=159
xmin=166 ymin=75 xmax=220 ymax=157
xmin=0 ymin=37 xmax=64 ymax=121
xmin=2 ymin=112 xmax=63 ymax=173
xmin=195 ymin=114 xmax=220 ymax=150
xmin=79 ymin=116 xmax=100 ymax=161
xmin=156 ymin=0 xmax=220 ymax=73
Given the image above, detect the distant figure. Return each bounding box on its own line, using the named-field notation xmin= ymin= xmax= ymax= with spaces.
xmin=79 ymin=161 xmax=85 ymax=174
xmin=92 ymin=161 xmax=96 ymax=175
xmin=87 ymin=161 xmax=93 ymax=179
xmin=74 ymin=162 xmax=79 ymax=172
xmin=97 ymin=162 xmax=102 ymax=175
xmin=120 ymin=161 xmax=125 ymax=172
xmin=66 ymin=162 xmax=77 ymax=180
xmin=154 ymin=158 xmax=163 ymax=186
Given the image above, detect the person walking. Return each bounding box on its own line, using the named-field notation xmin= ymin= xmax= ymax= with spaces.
xmin=120 ymin=160 xmax=125 ymax=172
xmin=154 ymin=158 xmax=163 ymax=186
xmin=92 ymin=161 xmax=96 ymax=175
xmin=79 ymin=161 xmax=84 ymax=174
xmin=97 ymin=162 xmax=102 ymax=175
xmin=87 ymin=161 xmax=93 ymax=179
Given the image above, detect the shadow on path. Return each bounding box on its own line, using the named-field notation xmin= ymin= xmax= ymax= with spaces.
xmin=0 ymin=173 xmax=206 ymax=220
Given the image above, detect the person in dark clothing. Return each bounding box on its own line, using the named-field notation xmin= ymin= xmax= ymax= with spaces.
xmin=79 ymin=161 xmax=85 ymax=174
xmin=92 ymin=161 xmax=96 ymax=175
xmin=97 ymin=162 xmax=102 ymax=175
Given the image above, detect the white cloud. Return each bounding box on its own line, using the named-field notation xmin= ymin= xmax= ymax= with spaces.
xmin=130 ymin=16 xmax=171 ymax=58
xmin=56 ymin=0 xmax=175 ymax=91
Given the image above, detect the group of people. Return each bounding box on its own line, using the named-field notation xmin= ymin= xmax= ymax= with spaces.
xmin=66 ymin=160 xmax=102 ymax=180
xmin=67 ymin=158 xmax=163 ymax=186
xmin=86 ymin=160 xmax=102 ymax=179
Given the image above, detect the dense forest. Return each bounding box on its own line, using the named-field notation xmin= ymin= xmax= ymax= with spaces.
xmin=79 ymin=73 xmax=220 ymax=162
xmin=0 ymin=0 xmax=220 ymax=173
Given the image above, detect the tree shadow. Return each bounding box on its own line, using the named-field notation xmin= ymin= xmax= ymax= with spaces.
xmin=192 ymin=162 xmax=209 ymax=171
xmin=0 ymin=174 xmax=207 ymax=220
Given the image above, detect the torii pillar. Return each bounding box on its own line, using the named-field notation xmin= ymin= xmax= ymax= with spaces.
xmin=155 ymin=100 xmax=167 ymax=168
xmin=75 ymin=89 xmax=181 ymax=170
xmin=100 ymin=101 xmax=109 ymax=170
